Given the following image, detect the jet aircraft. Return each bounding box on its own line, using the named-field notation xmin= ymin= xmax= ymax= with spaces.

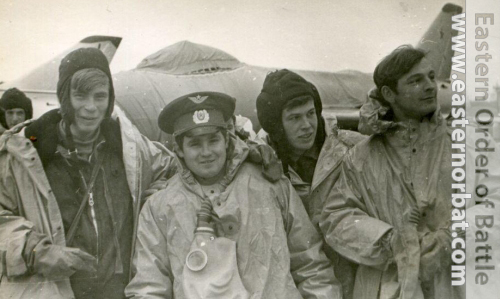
xmin=0 ymin=3 xmax=462 ymax=144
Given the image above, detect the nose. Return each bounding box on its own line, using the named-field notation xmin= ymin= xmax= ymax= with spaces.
xmin=424 ymin=77 xmax=437 ymax=93
xmin=84 ymin=97 xmax=98 ymax=111
xmin=12 ymin=114 xmax=21 ymax=122
xmin=299 ymin=115 xmax=313 ymax=131
xmin=200 ymin=142 xmax=211 ymax=157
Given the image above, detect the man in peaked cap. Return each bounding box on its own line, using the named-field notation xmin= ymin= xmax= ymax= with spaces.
xmin=0 ymin=47 xmax=174 ymax=299
xmin=256 ymin=69 xmax=365 ymax=299
xmin=0 ymin=87 xmax=33 ymax=132
xmin=126 ymin=91 xmax=342 ymax=299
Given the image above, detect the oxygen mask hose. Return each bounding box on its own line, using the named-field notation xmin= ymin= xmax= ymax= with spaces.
xmin=186 ymin=200 xmax=216 ymax=272
xmin=196 ymin=200 xmax=216 ymax=234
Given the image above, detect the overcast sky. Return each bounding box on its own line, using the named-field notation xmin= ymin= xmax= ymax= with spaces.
xmin=1 ymin=0 xmax=464 ymax=82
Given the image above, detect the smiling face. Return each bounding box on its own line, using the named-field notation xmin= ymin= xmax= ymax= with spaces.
xmin=5 ymin=108 xmax=26 ymax=128
xmin=383 ymin=57 xmax=438 ymax=122
xmin=69 ymin=83 xmax=109 ymax=139
xmin=177 ymin=130 xmax=228 ymax=185
xmin=281 ymin=98 xmax=318 ymax=158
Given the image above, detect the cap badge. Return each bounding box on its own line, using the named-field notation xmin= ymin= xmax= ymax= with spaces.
xmin=193 ymin=110 xmax=210 ymax=124
xmin=188 ymin=95 xmax=209 ymax=104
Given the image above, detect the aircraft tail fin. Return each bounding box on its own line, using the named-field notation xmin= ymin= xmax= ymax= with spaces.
xmin=416 ymin=3 xmax=463 ymax=81
xmin=3 ymin=35 xmax=122 ymax=92
xmin=79 ymin=36 xmax=122 ymax=62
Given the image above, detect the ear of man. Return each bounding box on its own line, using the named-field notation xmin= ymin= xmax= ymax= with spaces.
xmin=174 ymin=142 xmax=184 ymax=158
xmin=381 ymin=86 xmax=397 ymax=106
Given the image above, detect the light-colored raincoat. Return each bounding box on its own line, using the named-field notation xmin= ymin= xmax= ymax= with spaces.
xmin=0 ymin=107 xmax=174 ymax=299
xmin=320 ymin=98 xmax=464 ymax=299
xmin=287 ymin=128 xmax=365 ymax=228
xmin=125 ymin=136 xmax=341 ymax=299
xmin=265 ymin=125 xmax=365 ymax=299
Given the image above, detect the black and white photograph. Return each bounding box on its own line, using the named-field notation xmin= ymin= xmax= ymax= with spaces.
xmin=0 ymin=1 xmax=498 ymax=298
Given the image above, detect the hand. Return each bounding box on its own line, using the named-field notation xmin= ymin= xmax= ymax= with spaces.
xmin=408 ymin=207 xmax=421 ymax=226
xmin=380 ymin=230 xmax=394 ymax=253
xmin=34 ymin=243 xmax=97 ymax=278
xmin=247 ymin=142 xmax=283 ymax=182
xmin=143 ymin=178 xmax=168 ymax=197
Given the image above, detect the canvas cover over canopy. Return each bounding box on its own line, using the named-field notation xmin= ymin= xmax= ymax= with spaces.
xmin=113 ymin=41 xmax=373 ymax=144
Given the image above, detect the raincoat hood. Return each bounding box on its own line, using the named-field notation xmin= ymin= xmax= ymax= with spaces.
xmin=358 ymin=87 xmax=442 ymax=135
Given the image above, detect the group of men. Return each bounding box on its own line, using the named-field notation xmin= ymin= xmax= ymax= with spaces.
xmin=0 ymin=43 xmax=461 ymax=299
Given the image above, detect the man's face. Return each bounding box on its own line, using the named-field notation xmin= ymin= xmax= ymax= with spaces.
xmin=5 ymin=108 xmax=26 ymax=128
xmin=281 ymin=99 xmax=318 ymax=156
xmin=389 ymin=58 xmax=438 ymax=121
xmin=70 ymin=83 xmax=109 ymax=138
xmin=178 ymin=130 xmax=228 ymax=185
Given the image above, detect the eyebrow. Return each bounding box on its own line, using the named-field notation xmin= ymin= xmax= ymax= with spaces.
xmin=286 ymin=112 xmax=301 ymax=118
xmin=407 ymin=69 xmax=436 ymax=81
xmin=406 ymin=73 xmax=424 ymax=81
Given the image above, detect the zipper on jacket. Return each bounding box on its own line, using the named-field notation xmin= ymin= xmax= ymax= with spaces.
xmin=79 ymin=169 xmax=100 ymax=266
xmin=88 ymin=191 xmax=100 ymax=265
xmin=87 ymin=141 xmax=105 ymax=266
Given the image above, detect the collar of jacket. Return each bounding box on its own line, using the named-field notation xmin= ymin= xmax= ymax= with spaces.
xmin=177 ymin=134 xmax=249 ymax=192
xmin=358 ymin=95 xmax=444 ymax=135
xmin=24 ymin=109 xmax=123 ymax=166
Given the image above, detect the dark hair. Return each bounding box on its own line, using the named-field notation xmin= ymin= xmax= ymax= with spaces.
xmin=175 ymin=127 xmax=227 ymax=151
xmin=283 ymin=95 xmax=314 ymax=111
xmin=373 ymin=45 xmax=426 ymax=96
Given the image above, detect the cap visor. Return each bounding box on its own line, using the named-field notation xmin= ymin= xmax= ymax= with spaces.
xmin=183 ymin=126 xmax=221 ymax=137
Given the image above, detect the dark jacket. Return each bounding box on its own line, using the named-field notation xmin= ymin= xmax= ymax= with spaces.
xmin=24 ymin=109 xmax=133 ymax=298
xmin=0 ymin=107 xmax=174 ymax=299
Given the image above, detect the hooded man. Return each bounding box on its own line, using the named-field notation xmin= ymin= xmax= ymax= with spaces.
xmin=256 ymin=69 xmax=365 ymax=299
xmin=0 ymin=48 xmax=174 ymax=299
xmin=0 ymin=87 xmax=33 ymax=131
xmin=320 ymin=45 xmax=465 ymax=299
xmin=125 ymin=91 xmax=342 ymax=299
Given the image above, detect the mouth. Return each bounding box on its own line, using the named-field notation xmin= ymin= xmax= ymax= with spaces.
xmin=79 ymin=116 xmax=98 ymax=121
xmin=199 ymin=159 xmax=215 ymax=165
xmin=298 ymin=132 xmax=314 ymax=140
xmin=422 ymin=96 xmax=436 ymax=102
